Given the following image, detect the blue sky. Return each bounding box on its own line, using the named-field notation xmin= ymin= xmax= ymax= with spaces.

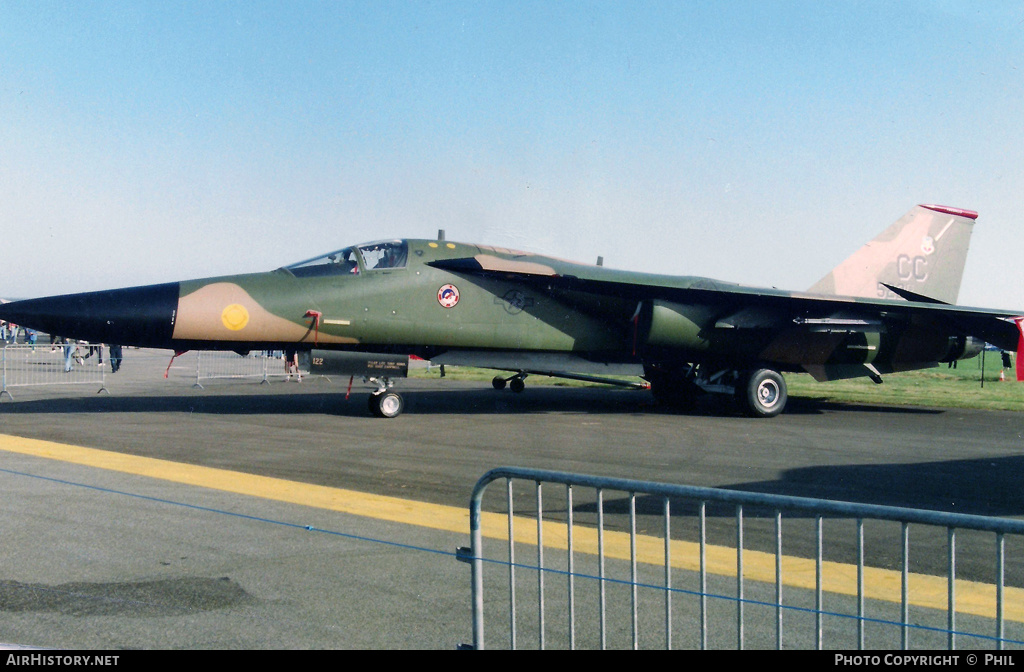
xmin=2 ymin=1 xmax=1023 ymax=309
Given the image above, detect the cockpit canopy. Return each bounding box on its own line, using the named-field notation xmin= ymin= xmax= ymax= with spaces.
xmin=286 ymin=240 xmax=408 ymax=278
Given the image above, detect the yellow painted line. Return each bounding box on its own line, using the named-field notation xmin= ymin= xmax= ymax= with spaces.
xmin=1 ymin=433 xmax=1021 ymax=622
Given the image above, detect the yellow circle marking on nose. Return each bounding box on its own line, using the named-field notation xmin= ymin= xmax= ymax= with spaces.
xmin=221 ymin=304 xmax=250 ymax=331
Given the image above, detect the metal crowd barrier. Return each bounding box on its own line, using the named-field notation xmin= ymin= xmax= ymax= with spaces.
xmin=462 ymin=467 xmax=1024 ymax=650
xmin=1 ymin=344 xmax=107 ymax=400
xmin=194 ymin=351 xmax=270 ymax=387
xmin=0 ymin=347 xmax=309 ymax=400
xmin=192 ymin=351 xmax=309 ymax=387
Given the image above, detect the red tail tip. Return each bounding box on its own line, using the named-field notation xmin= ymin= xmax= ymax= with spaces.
xmin=1015 ymin=318 xmax=1024 ymax=383
xmin=920 ymin=204 xmax=979 ymax=220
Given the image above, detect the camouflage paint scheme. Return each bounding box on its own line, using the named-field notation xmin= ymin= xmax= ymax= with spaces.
xmin=808 ymin=204 xmax=976 ymax=303
xmin=2 ymin=205 xmax=1021 ymax=417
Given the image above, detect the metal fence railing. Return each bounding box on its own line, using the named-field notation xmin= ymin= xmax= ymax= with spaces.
xmin=462 ymin=467 xmax=1024 ymax=650
xmin=192 ymin=351 xmax=274 ymax=387
xmin=1 ymin=344 xmax=107 ymax=400
xmin=192 ymin=351 xmax=317 ymax=387
xmin=0 ymin=347 xmax=313 ymax=400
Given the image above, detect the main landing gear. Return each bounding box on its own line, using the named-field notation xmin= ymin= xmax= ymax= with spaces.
xmin=646 ymin=364 xmax=788 ymax=418
xmin=735 ymin=368 xmax=787 ymax=418
xmin=492 ymin=373 xmax=527 ymax=393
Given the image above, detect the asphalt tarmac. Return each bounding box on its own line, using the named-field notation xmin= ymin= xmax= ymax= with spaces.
xmin=0 ymin=348 xmax=1022 ymax=649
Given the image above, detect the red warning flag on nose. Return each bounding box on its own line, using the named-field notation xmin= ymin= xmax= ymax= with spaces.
xmin=304 ymin=310 xmax=323 ymax=346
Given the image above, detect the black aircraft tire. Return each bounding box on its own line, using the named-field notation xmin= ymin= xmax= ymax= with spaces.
xmin=373 ymin=391 xmax=404 ymax=418
xmin=509 ymin=378 xmax=525 ymax=394
xmin=740 ymin=369 xmax=787 ymax=418
xmin=368 ymin=392 xmax=382 ymax=416
xmin=492 ymin=376 xmax=507 ymax=390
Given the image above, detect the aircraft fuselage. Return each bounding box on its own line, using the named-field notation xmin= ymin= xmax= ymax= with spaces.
xmin=2 ymin=228 xmax=1019 ymax=418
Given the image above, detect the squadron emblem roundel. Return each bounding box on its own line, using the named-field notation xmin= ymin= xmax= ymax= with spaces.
xmin=437 ymin=284 xmax=460 ymax=308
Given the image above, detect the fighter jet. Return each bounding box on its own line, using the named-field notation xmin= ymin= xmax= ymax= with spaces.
xmin=1 ymin=204 xmax=1021 ymax=418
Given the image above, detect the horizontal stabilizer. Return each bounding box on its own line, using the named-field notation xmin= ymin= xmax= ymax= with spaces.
xmin=880 ymin=283 xmax=949 ymax=305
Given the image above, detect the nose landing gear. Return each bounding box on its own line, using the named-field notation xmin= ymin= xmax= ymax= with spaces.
xmin=367 ymin=377 xmax=404 ymax=418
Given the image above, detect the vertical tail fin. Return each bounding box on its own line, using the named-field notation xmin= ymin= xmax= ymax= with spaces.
xmin=808 ymin=204 xmax=977 ymax=304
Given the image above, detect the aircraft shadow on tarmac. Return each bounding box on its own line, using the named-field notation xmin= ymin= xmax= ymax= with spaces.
xmin=0 ymin=384 xmax=945 ymax=418
xmin=586 ymin=454 xmax=1024 ymax=520
xmin=2 ymin=388 xmax=998 ymax=516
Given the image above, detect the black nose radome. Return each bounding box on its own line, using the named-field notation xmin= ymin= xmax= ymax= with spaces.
xmin=0 ymin=283 xmax=180 ymax=348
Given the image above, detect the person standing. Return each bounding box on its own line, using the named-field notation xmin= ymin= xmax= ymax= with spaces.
xmin=284 ymin=348 xmax=301 ymax=381
xmin=63 ymin=339 xmax=75 ymax=372
xmin=109 ymin=344 xmax=123 ymax=373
